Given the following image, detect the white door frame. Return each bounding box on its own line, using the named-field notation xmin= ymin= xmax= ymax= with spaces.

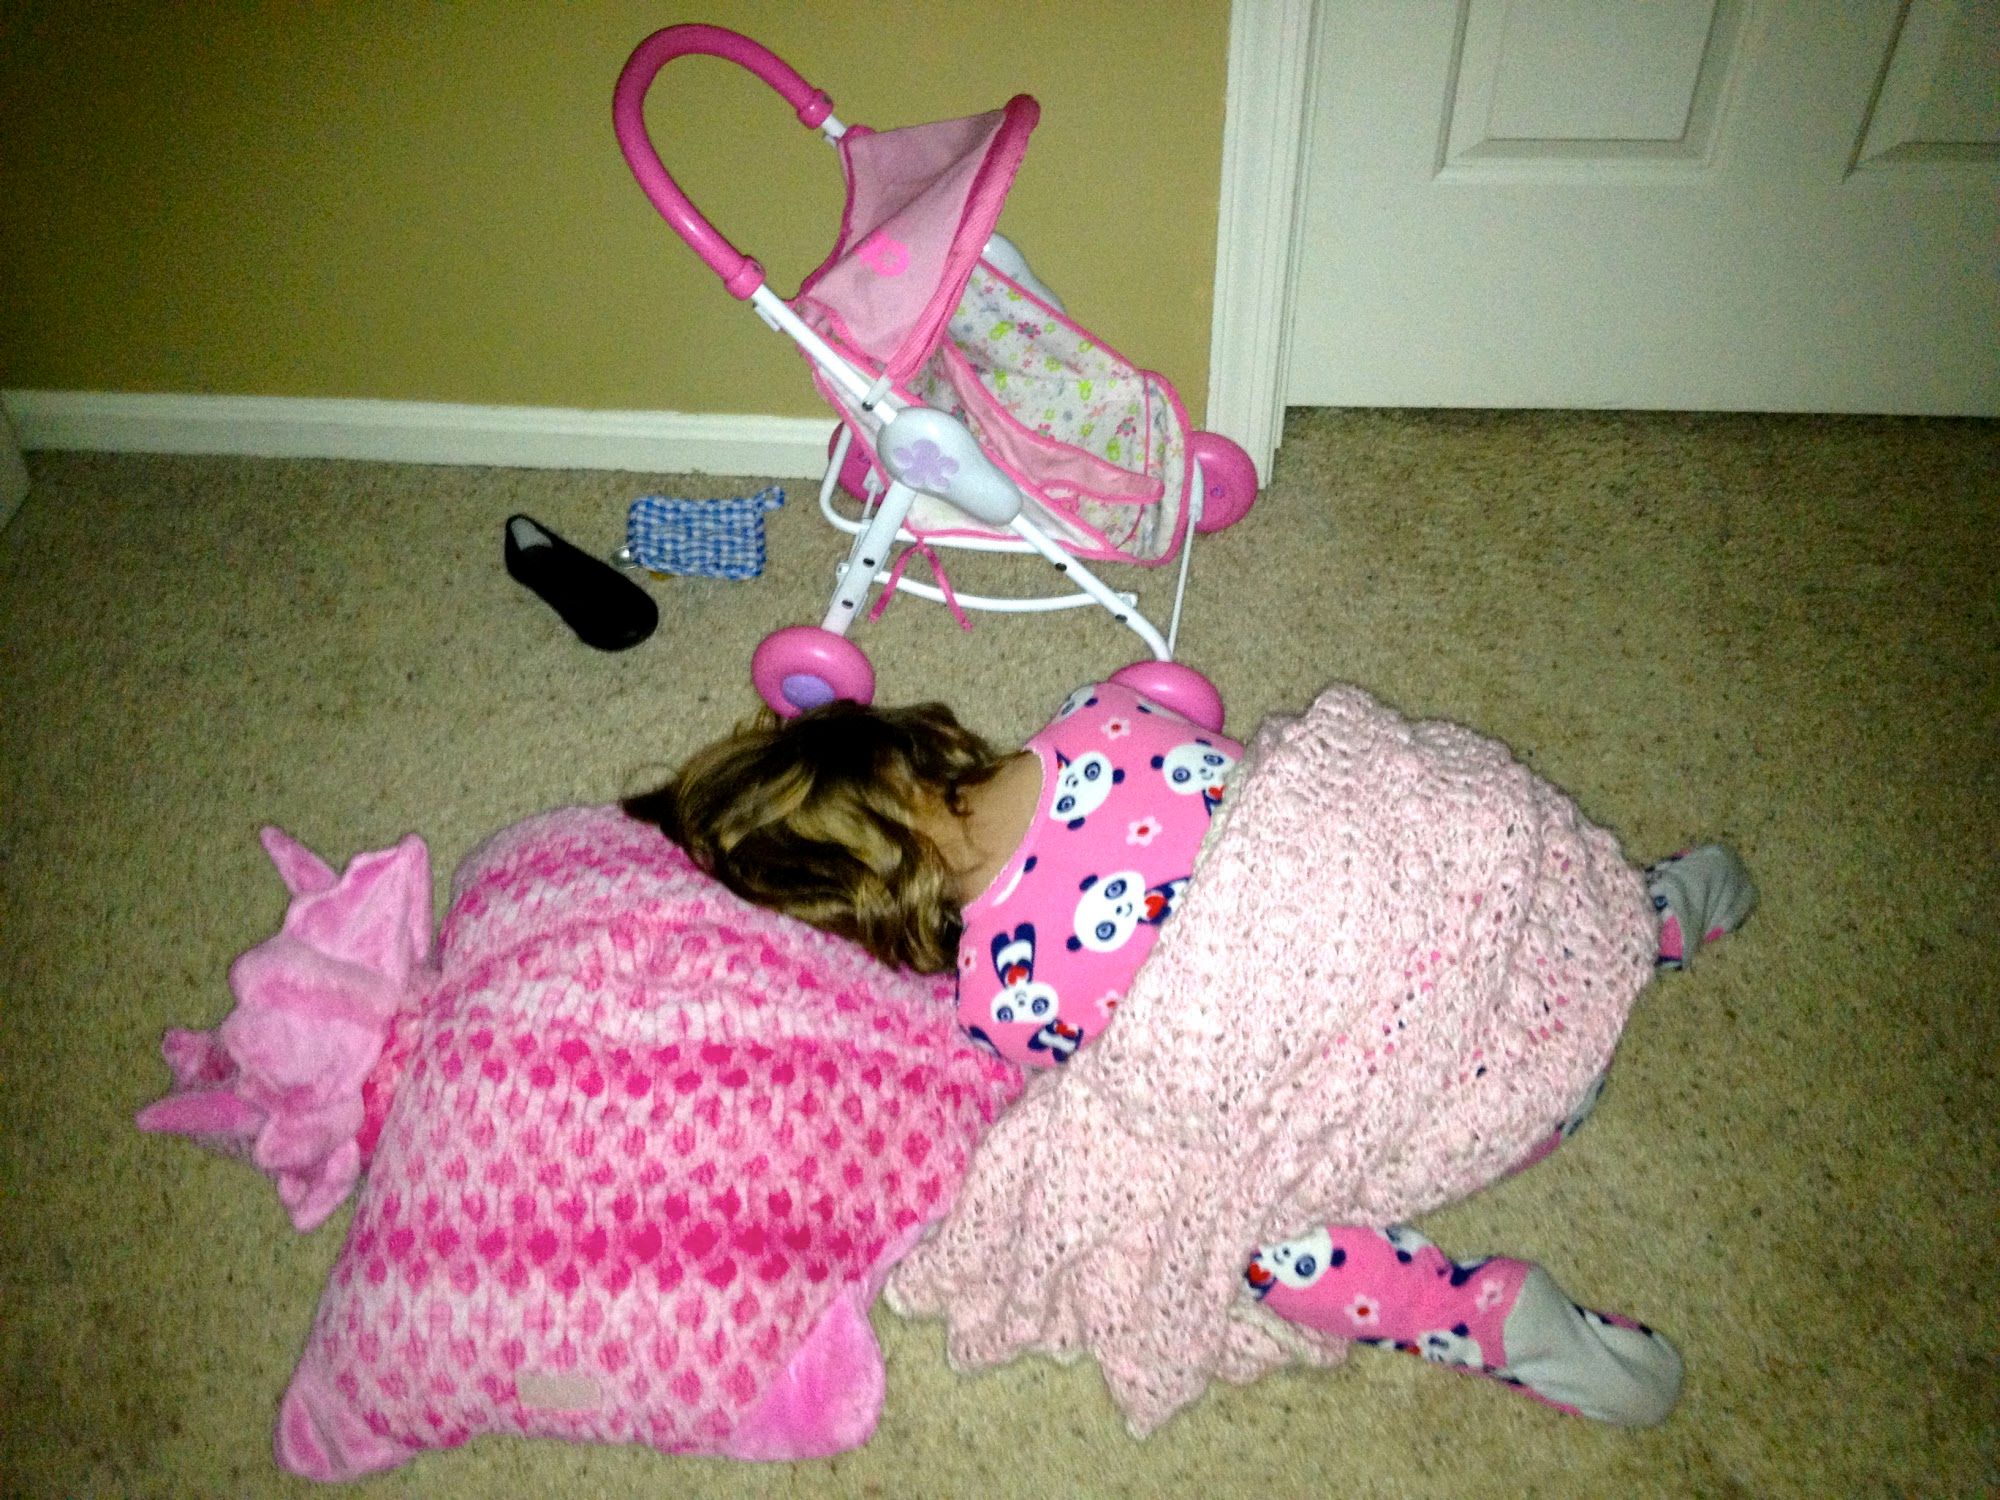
xmin=1205 ymin=0 xmax=1318 ymax=483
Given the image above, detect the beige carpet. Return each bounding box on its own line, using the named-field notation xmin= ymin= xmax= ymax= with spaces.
xmin=2 ymin=410 xmax=1994 ymax=1498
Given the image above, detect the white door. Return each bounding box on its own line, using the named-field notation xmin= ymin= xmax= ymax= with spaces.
xmin=1283 ymin=0 xmax=2000 ymax=414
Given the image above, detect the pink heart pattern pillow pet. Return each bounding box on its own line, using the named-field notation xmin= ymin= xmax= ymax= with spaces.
xmin=140 ymin=805 xmax=1021 ymax=1479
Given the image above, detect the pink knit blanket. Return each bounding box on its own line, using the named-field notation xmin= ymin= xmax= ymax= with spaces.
xmin=884 ymin=684 xmax=1656 ymax=1435
xmin=140 ymin=806 xmax=1023 ymax=1474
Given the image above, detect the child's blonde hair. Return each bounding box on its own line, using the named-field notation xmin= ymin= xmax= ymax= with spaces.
xmin=623 ymin=700 xmax=1007 ymax=973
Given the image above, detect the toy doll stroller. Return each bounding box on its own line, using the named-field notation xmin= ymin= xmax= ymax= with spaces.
xmin=614 ymin=24 xmax=1257 ymax=729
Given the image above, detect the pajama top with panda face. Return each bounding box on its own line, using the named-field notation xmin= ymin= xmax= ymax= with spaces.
xmin=955 ymin=682 xmax=1243 ymax=1069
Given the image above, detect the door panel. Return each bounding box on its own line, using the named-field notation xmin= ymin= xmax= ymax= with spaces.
xmin=1285 ymin=0 xmax=2000 ymax=413
xmin=1448 ymin=0 xmax=1742 ymax=163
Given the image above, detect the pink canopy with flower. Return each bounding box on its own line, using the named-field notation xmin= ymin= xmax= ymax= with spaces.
xmin=796 ymin=99 xmax=1039 ymax=382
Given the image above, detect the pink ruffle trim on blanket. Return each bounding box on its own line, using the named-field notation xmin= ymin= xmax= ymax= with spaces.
xmin=134 ymin=827 xmax=434 ymax=1232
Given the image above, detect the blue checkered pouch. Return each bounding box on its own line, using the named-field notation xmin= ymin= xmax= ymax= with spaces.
xmin=622 ymin=486 xmax=784 ymax=580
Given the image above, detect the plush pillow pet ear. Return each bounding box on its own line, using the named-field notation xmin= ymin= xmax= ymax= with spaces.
xmin=141 ymin=806 xmax=1020 ymax=1479
xmin=136 ymin=827 xmax=433 ymax=1232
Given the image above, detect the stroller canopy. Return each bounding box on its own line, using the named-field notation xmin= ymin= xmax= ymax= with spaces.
xmin=798 ymin=96 xmax=1038 ymax=381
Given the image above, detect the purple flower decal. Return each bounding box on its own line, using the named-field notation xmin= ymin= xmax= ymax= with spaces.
xmin=894 ymin=438 xmax=958 ymax=492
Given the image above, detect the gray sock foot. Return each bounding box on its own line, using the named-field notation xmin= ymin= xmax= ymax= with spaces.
xmin=1646 ymin=844 xmax=1757 ymax=969
xmin=1499 ymin=1267 xmax=1684 ymax=1426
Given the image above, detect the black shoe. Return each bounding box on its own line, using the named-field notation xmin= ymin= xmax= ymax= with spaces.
xmin=503 ymin=514 xmax=658 ymax=651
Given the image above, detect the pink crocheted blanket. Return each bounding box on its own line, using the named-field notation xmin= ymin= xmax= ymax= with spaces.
xmin=885 ymin=684 xmax=1656 ymax=1435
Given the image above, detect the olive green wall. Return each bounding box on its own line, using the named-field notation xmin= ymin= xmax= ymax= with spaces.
xmin=0 ymin=2 xmax=1229 ymax=420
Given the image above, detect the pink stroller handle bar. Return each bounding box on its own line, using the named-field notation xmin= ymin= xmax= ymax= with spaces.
xmin=614 ymin=24 xmax=836 ymax=299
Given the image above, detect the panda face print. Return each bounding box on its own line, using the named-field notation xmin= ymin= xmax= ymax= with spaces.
xmin=1028 ymin=1018 xmax=1084 ymax=1063
xmin=1415 ymin=1325 xmax=1485 ymax=1369
xmin=992 ymin=982 xmax=1058 ymax=1027
xmin=1246 ymin=1228 xmax=1340 ymax=1295
xmin=1067 ymin=870 xmax=1142 ymax=952
xmin=1055 ymin=686 xmax=1099 ymax=720
xmin=1378 ymin=1225 xmax=1433 ymax=1264
xmin=988 ymin=925 xmax=1061 ymax=1027
xmin=1065 ymin=871 xmax=1185 ymax=953
xmin=1049 ymin=750 xmax=1123 ymax=829
xmin=1151 ymin=740 xmax=1236 ymax=800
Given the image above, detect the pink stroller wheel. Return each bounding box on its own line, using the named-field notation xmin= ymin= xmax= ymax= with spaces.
xmin=1109 ymin=661 xmax=1225 ymax=733
xmin=1188 ymin=431 xmax=1259 ymax=534
xmin=752 ymin=626 xmax=876 ymax=716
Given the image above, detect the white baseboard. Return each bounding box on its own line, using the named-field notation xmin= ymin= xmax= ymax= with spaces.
xmin=0 ymin=390 xmax=836 ymax=478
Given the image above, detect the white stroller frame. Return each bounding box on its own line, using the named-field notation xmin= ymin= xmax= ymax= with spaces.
xmin=614 ymin=25 xmax=1256 ymax=724
xmin=811 ymin=237 xmax=1197 ymax=658
xmin=779 ymin=258 xmax=1194 ymax=654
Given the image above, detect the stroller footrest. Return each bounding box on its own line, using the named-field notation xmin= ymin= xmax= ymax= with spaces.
xmin=867 ymin=565 xmax=1135 ymax=614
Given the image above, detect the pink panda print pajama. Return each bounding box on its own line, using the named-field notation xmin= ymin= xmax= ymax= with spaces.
xmin=953 ymin=683 xmax=1702 ymax=1426
xmin=1243 ymin=1223 xmax=1681 ymax=1426
xmin=954 ymin=681 xmax=1236 ymax=1066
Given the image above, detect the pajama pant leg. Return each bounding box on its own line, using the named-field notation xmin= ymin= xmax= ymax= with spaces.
xmin=1244 ymin=1225 xmax=1682 ymax=1425
xmin=1237 ymin=1077 xmax=1680 ymax=1425
xmin=1230 ymin=856 xmax=1740 ymax=1424
xmin=1250 ymin=1225 xmax=1529 ymax=1381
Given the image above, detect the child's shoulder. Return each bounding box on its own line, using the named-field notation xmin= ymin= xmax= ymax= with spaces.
xmin=1034 ymin=681 xmax=1242 ymax=756
xmin=1024 ymin=682 xmax=1241 ymax=838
